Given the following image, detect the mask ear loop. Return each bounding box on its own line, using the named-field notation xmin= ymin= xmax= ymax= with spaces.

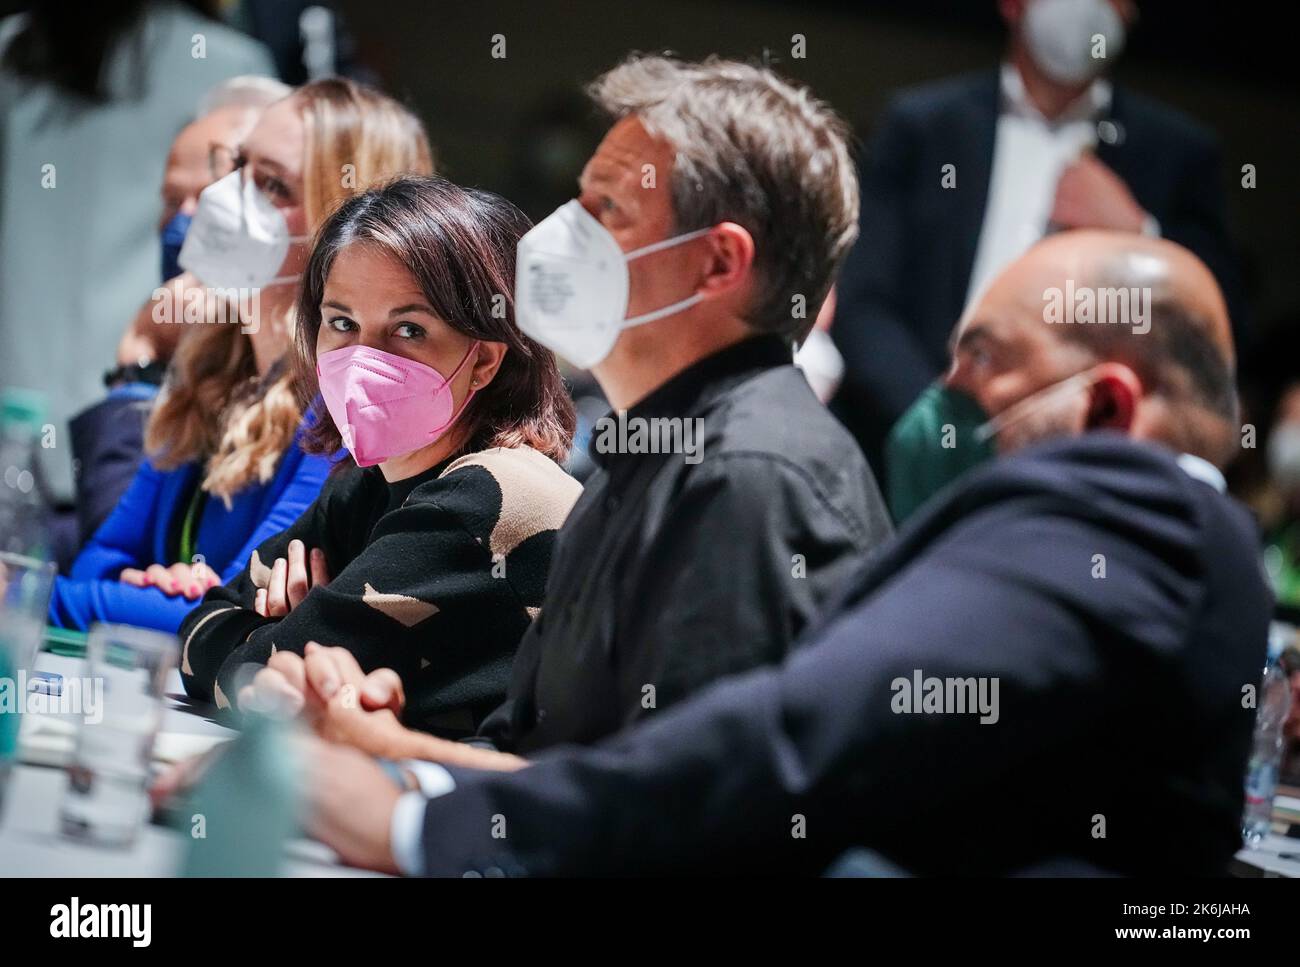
xmin=620 ymin=227 xmax=714 ymax=328
xmin=262 ymin=236 xmax=313 ymax=288
xmin=973 ymin=366 xmax=1101 ymax=444
xmin=623 ymin=226 xmax=712 ymax=261
xmin=432 ymin=340 xmax=481 ymax=433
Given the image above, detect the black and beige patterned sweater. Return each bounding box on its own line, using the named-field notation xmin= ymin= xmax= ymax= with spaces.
xmin=178 ymin=446 xmax=582 ymax=733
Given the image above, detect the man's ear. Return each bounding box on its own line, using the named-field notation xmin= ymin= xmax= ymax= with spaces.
xmin=1086 ymin=362 xmax=1142 ymax=432
xmin=696 ymin=221 xmax=755 ymax=302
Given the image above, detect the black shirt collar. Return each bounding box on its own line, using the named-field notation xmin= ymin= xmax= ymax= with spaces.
xmin=588 ymin=335 xmax=793 ymax=471
xmin=379 ymin=453 xmax=458 ymax=511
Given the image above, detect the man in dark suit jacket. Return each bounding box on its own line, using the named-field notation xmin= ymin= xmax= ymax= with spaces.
xmin=833 ymin=0 xmax=1246 ymax=469
xmin=292 ymin=231 xmax=1267 ymax=877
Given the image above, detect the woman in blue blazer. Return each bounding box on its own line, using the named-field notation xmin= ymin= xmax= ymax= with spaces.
xmin=49 ymin=425 xmax=329 ymax=632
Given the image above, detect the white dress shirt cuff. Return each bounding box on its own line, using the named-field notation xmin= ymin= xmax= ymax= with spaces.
xmin=388 ymin=761 xmax=457 ymax=876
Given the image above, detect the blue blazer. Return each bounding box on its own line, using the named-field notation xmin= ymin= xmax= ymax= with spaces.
xmin=49 ymin=427 xmax=330 ymax=633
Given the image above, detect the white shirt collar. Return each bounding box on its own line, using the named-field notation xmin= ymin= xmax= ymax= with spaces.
xmin=999 ymin=62 xmax=1111 ymax=125
xmin=1176 ymin=452 xmax=1227 ymax=494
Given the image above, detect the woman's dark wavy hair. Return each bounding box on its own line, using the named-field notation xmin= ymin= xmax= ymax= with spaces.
xmin=293 ymin=175 xmax=575 ymax=465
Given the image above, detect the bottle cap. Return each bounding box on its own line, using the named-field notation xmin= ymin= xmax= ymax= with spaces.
xmin=0 ymin=388 xmax=47 ymax=431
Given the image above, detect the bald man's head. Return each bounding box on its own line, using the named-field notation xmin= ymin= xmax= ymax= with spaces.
xmin=159 ymin=104 xmax=262 ymax=229
xmin=948 ymin=230 xmax=1238 ymax=466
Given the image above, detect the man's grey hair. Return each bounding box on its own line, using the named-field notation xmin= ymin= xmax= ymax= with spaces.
xmin=197 ymin=75 xmax=292 ymax=117
xmin=587 ymin=54 xmax=859 ymax=341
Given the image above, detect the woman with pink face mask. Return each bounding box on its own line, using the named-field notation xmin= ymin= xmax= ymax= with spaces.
xmin=179 ymin=176 xmax=581 ymax=734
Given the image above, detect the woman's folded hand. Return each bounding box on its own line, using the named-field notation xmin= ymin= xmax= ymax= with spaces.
xmin=254 ymin=539 xmax=330 ymax=616
xmin=120 ymin=560 xmax=222 ymax=599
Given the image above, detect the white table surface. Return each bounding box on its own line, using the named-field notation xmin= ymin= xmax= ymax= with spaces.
xmin=7 ymin=656 xmax=1295 ymax=879
xmin=0 ymin=652 xmax=382 ymax=877
xmin=1233 ymin=833 xmax=1300 ymax=878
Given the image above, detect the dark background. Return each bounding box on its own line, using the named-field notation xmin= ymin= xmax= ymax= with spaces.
xmin=1 ymin=0 xmax=1293 ymax=339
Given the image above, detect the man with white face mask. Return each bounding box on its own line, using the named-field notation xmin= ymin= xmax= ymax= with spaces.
xmin=471 ymin=55 xmax=892 ymax=755
xmin=832 ymin=0 xmax=1247 ymax=475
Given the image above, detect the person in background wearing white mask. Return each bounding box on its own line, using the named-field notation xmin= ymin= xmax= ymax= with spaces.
xmin=831 ymin=0 xmax=1247 ymax=480
xmin=54 ymin=76 xmax=291 ymax=568
xmin=236 ymin=56 xmax=893 ymax=773
xmin=47 ymin=78 xmax=433 ymax=636
xmin=114 ymin=75 xmax=293 ymax=372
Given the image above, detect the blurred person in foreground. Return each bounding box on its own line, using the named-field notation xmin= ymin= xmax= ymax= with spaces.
xmin=282 ymin=231 xmax=1269 ymax=876
xmin=235 ymin=55 xmax=892 ymax=758
xmin=56 ymin=75 xmax=291 ymax=562
xmin=48 ymin=78 xmax=432 ymax=634
xmin=0 ymin=0 xmax=275 ymax=500
xmin=833 ymin=0 xmax=1247 ymax=477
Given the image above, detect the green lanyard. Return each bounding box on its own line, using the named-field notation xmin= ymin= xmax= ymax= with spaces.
xmin=177 ymin=483 xmax=205 ymax=565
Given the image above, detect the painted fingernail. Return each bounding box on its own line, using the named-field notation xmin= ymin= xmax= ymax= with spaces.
xmin=189 ymin=584 xmax=200 ymax=596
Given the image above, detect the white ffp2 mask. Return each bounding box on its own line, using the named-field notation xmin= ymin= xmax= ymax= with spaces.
xmin=178 ymin=170 xmax=307 ymax=290
xmin=515 ymin=200 xmax=710 ymax=369
xmin=1023 ymin=0 xmax=1126 ymax=86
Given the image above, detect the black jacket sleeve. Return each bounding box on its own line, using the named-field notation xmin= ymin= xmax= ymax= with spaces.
xmin=178 ymin=470 xmax=341 ymax=705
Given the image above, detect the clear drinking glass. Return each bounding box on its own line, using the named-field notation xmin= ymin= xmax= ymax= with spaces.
xmin=0 ymin=551 xmax=56 ymax=818
xmin=0 ymin=550 xmax=56 ymax=673
xmin=59 ymin=623 xmax=177 ymax=846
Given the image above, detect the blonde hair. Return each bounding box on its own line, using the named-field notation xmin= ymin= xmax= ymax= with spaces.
xmin=147 ymin=78 xmax=435 ymax=504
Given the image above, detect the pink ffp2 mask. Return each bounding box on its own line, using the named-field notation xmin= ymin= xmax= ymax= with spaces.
xmin=316 ymin=342 xmax=479 ymax=467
